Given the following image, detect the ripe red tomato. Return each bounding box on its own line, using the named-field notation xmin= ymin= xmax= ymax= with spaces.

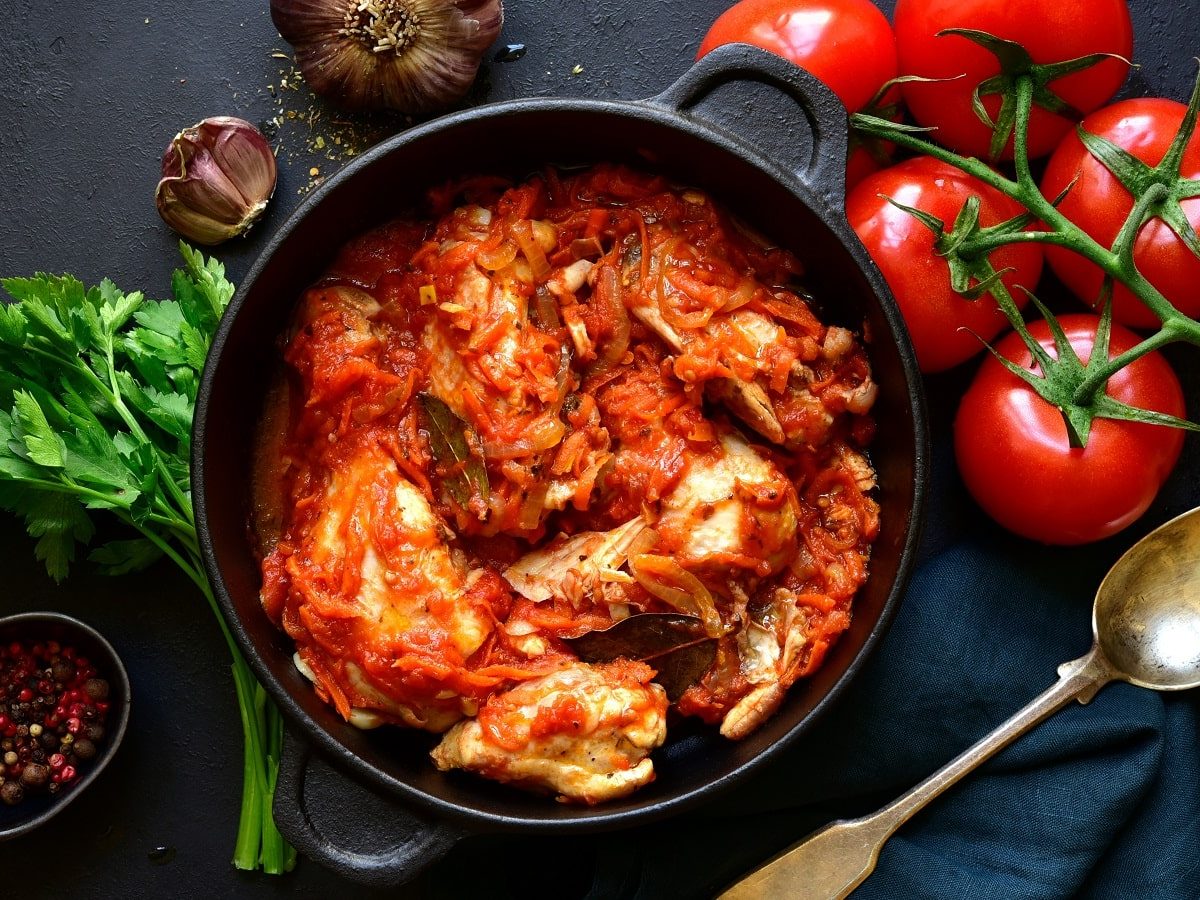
xmin=846 ymin=156 xmax=1042 ymax=373
xmin=845 ymin=144 xmax=885 ymax=191
xmin=893 ymin=0 xmax=1133 ymax=159
xmin=697 ymin=0 xmax=897 ymax=115
xmin=845 ymin=87 xmax=902 ymax=192
xmin=1041 ymin=98 xmax=1200 ymax=329
xmin=955 ymin=314 xmax=1186 ymax=545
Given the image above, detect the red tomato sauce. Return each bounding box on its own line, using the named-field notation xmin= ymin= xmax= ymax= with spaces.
xmin=255 ymin=163 xmax=879 ymax=746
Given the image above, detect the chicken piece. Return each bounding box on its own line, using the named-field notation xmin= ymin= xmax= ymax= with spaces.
xmin=285 ymin=285 xmax=384 ymax=406
xmin=503 ymin=516 xmax=651 ymax=607
xmin=655 ymin=429 xmax=800 ymax=578
xmin=835 ymin=443 xmax=877 ymax=493
xmin=424 ymin=264 xmax=534 ymax=415
xmin=620 ymin=223 xmax=875 ymax=448
xmin=280 ymin=441 xmax=494 ymax=732
xmin=588 ymin=341 xmax=701 ymax=528
xmin=629 ymin=293 xmax=787 ymax=445
xmin=421 ymin=206 xmax=556 ymax=420
xmin=719 ymin=587 xmax=813 ymax=739
xmin=706 ymin=376 xmax=785 ymax=445
xmin=431 ymin=661 xmax=668 ymax=804
xmin=293 ymin=283 xmax=381 ymax=341
xmin=548 ymin=258 xmax=594 ymax=299
xmin=417 ymin=210 xmax=607 ymax=535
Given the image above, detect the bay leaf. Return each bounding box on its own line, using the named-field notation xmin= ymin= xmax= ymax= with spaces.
xmin=564 ymin=613 xmax=717 ymax=702
xmin=418 ymin=393 xmax=489 ymax=509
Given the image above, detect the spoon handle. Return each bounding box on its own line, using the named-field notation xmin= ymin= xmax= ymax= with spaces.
xmin=718 ymin=645 xmax=1112 ymax=900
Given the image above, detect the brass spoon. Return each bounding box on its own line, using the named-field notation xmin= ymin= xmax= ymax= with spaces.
xmin=721 ymin=505 xmax=1200 ymax=900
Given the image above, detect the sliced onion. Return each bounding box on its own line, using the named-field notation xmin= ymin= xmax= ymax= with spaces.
xmin=630 ymin=554 xmax=724 ymax=638
xmin=570 ymin=237 xmax=605 ymax=260
xmin=517 ymin=482 xmax=550 ymax=530
xmin=532 ymin=220 xmax=558 ymax=253
xmin=483 ymin=417 xmax=567 ymax=460
xmin=515 ymin=223 xmax=551 ymax=279
xmin=658 ymin=269 xmax=715 ymax=330
xmin=476 ymin=240 xmax=517 ymax=271
xmin=720 ymin=277 xmax=758 ymax=313
xmin=627 ymin=526 xmax=660 ymax=558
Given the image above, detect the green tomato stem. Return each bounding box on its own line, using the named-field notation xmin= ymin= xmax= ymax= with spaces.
xmin=1073 ymin=318 xmax=1190 ymax=402
xmin=956 ymin=229 xmax=1079 ymax=255
xmin=1112 ymin=181 xmax=1168 ymax=265
xmin=853 ymin=88 xmax=1200 ymax=341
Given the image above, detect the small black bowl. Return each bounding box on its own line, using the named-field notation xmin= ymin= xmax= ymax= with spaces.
xmin=0 ymin=612 xmax=131 ymax=841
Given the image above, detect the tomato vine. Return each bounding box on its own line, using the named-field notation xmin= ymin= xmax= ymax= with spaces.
xmin=852 ymin=31 xmax=1200 ymax=447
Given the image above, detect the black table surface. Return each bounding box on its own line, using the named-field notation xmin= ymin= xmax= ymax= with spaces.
xmin=1 ymin=1 xmax=1198 ymax=897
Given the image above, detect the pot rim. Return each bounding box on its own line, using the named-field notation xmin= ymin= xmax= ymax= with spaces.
xmin=194 ymin=81 xmax=928 ymax=832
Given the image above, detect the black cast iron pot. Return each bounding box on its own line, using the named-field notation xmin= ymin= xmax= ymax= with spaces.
xmin=194 ymin=44 xmax=928 ymax=886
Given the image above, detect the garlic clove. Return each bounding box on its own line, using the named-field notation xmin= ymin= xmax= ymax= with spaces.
xmin=155 ymin=117 xmax=278 ymax=246
xmin=271 ymin=0 xmax=504 ymax=114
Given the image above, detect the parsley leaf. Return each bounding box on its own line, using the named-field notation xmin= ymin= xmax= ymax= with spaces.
xmin=0 ymin=243 xmax=293 ymax=874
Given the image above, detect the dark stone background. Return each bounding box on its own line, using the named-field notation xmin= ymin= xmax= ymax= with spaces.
xmin=0 ymin=0 xmax=1196 ymax=896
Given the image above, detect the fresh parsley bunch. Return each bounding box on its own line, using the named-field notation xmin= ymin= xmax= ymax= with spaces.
xmin=0 ymin=245 xmax=293 ymax=874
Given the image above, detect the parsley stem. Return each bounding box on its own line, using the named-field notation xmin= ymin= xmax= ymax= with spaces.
xmin=231 ymin=660 xmax=265 ymax=871
xmin=258 ymin=689 xmax=291 ymax=873
xmin=109 ymin=516 xmax=284 ymax=871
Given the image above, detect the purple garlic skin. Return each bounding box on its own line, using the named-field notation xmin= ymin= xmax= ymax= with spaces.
xmin=155 ymin=117 xmax=279 ymax=246
xmin=271 ymin=0 xmax=504 ymax=115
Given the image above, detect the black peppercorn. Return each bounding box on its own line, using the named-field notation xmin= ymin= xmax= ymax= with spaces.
xmin=19 ymin=762 xmax=48 ymax=788
xmin=0 ymin=780 xmax=24 ymax=805
xmin=83 ymin=679 xmax=109 ymax=701
xmin=72 ymin=738 xmax=96 ymax=760
xmin=51 ymin=660 xmax=75 ymax=683
xmin=84 ymin=724 xmax=105 ymax=743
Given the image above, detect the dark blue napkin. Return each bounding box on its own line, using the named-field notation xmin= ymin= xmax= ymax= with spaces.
xmin=420 ymin=368 xmax=1200 ymax=900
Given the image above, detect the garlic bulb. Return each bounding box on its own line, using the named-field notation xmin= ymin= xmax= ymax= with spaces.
xmin=271 ymin=0 xmax=504 ymax=114
xmin=155 ymin=117 xmax=278 ymax=246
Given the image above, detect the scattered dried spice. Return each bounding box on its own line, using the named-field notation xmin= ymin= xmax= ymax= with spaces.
xmin=258 ymin=53 xmax=412 ymax=194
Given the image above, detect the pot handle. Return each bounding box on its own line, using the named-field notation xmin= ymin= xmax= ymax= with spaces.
xmin=273 ymin=727 xmax=464 ymax=886
xmin=649 ymin=43 xmax=849 ymax=205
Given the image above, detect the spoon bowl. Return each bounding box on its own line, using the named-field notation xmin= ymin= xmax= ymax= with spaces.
xmin=1094 ymin=507 xmax=1200 ymax=691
